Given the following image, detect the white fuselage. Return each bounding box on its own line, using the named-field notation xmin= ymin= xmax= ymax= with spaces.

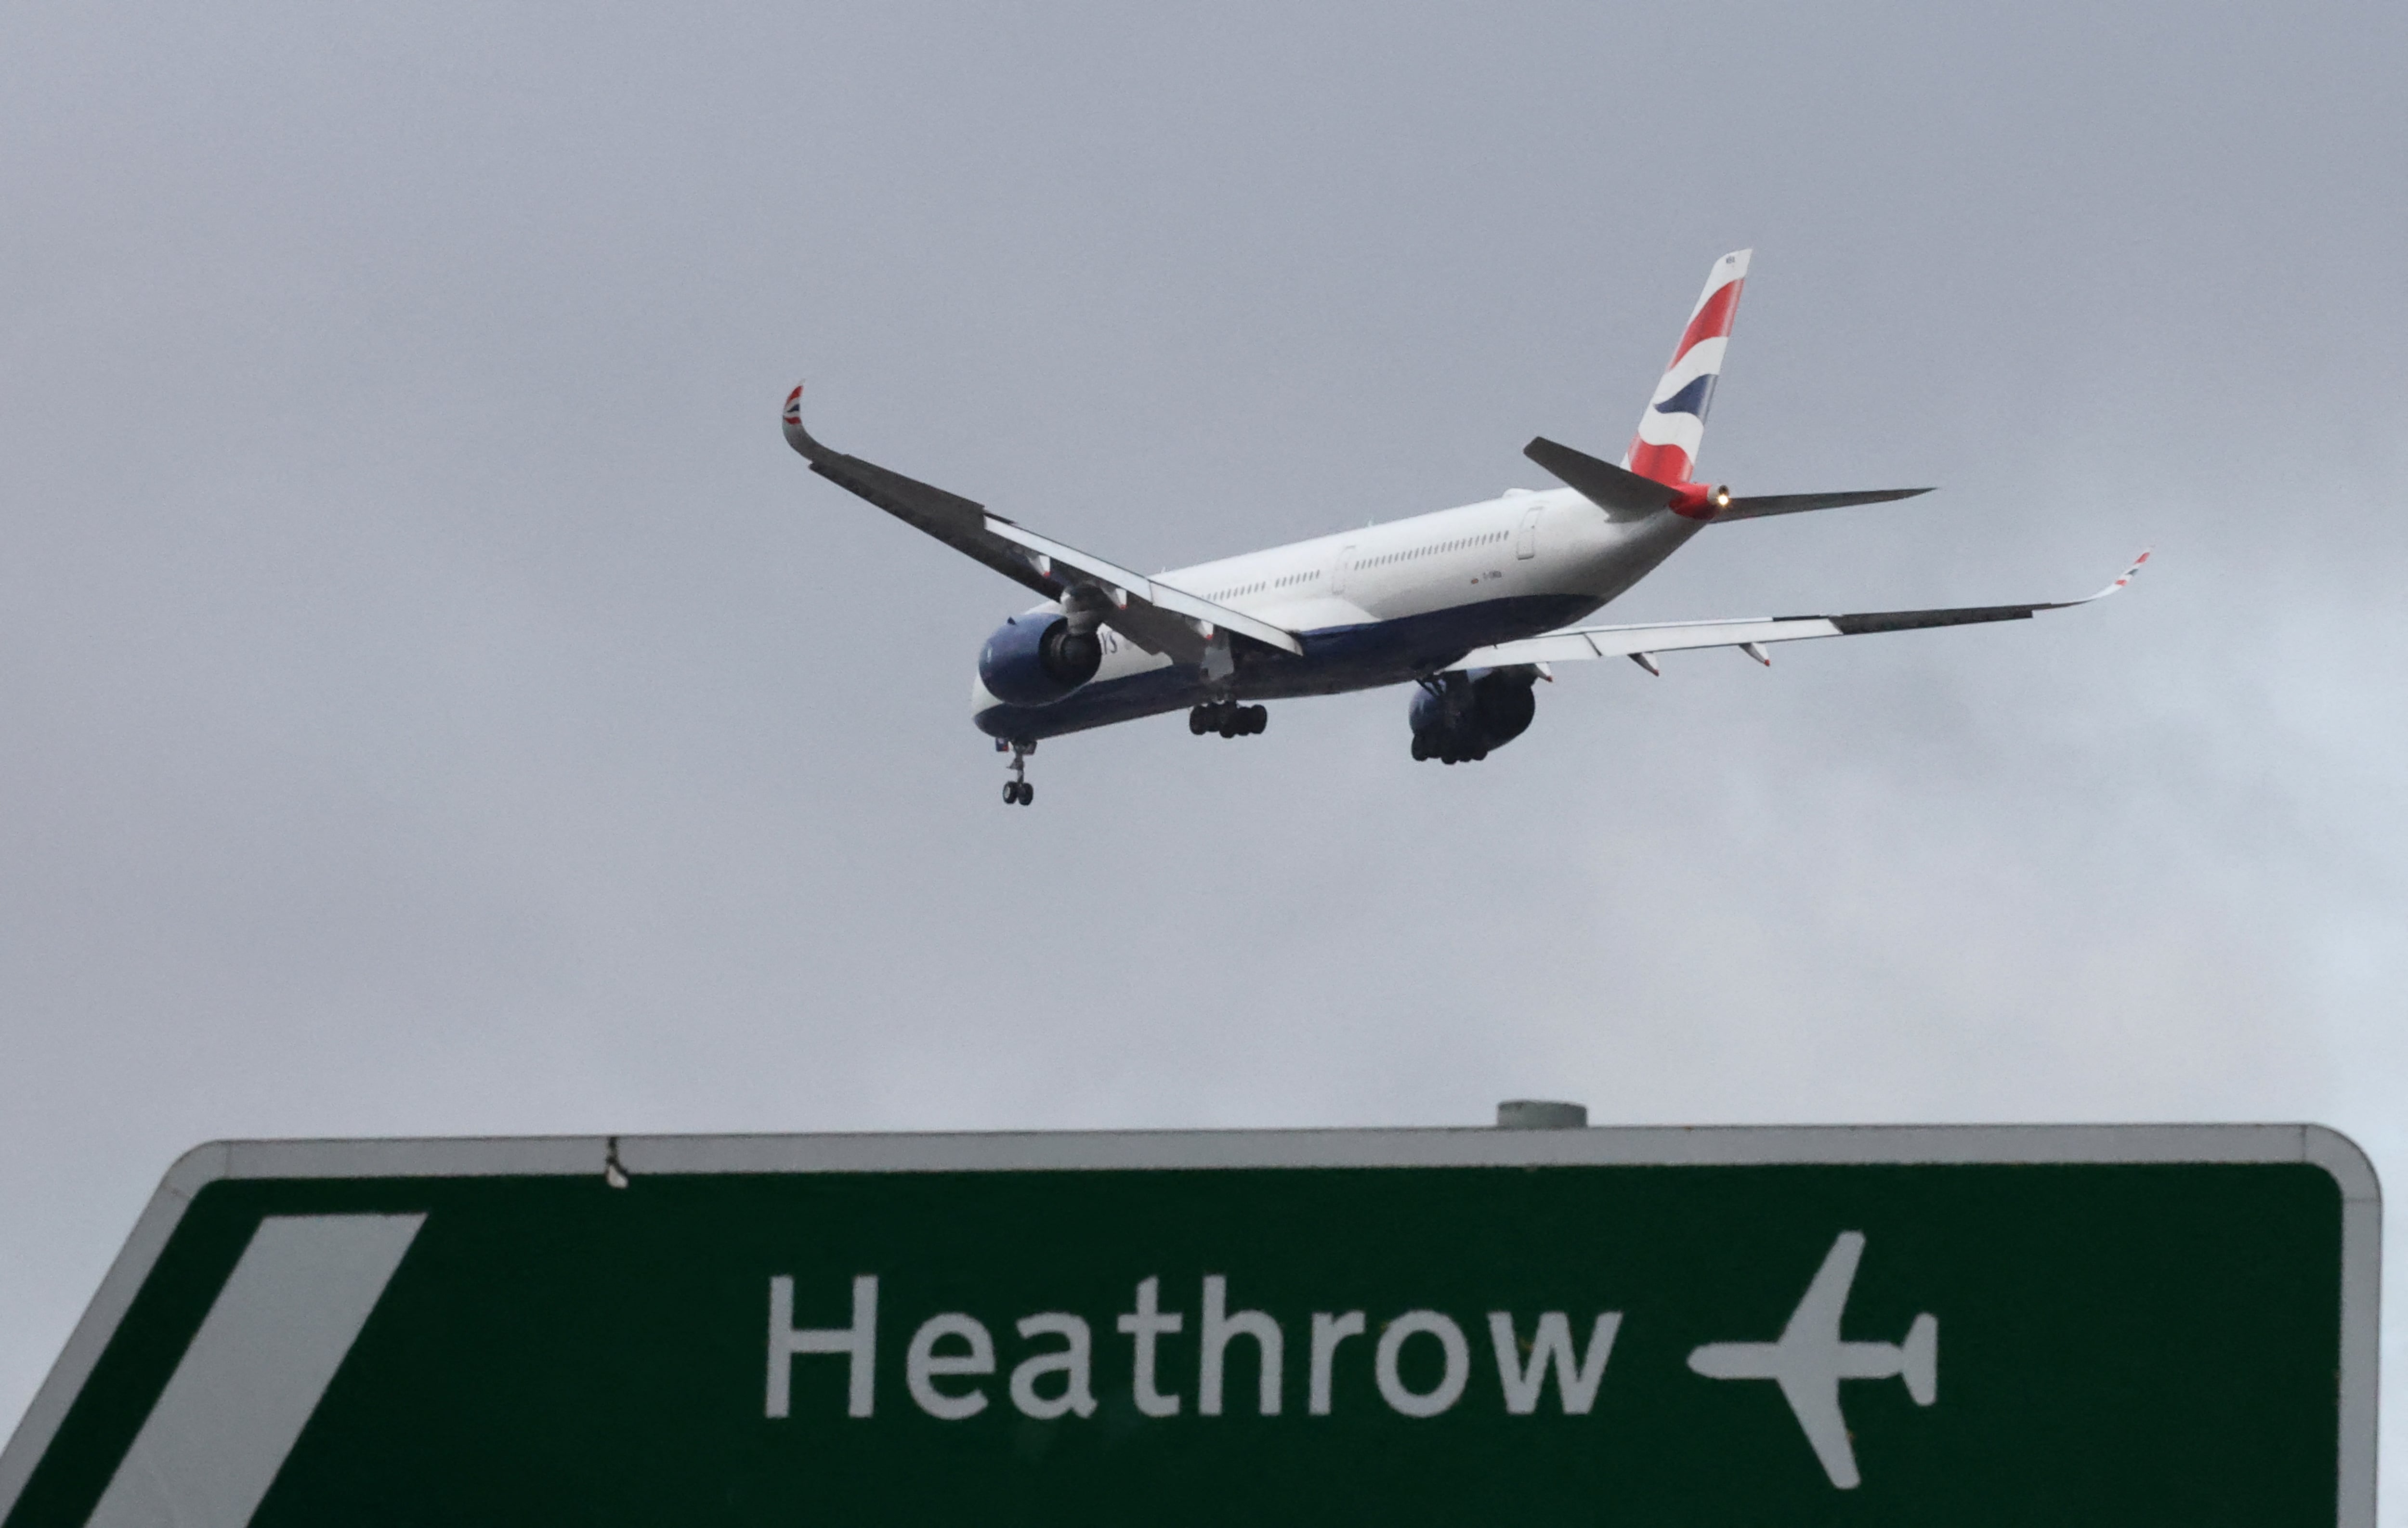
xmin=971 ymin=488 xmax=1705 ymax=741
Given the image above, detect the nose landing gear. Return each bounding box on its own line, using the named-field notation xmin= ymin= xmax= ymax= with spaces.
xmin=996 ymin=738 xmax=1036 ymax=806
xmin=1189 ymin=701 xmax=1267 ymax=738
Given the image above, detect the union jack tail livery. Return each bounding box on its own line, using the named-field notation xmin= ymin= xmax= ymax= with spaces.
xmin=1625 ymin=249 xmax=1750 ymax=486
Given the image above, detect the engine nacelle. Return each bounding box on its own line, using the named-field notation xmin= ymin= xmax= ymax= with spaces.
xmin=978 ymin=613 xmax=1102 ymax=706
xmin=1409 ymin=667 xmax=1538 ymax=762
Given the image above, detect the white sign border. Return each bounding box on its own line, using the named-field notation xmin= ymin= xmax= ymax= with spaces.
xmin=0 ymin=1123 xmax=2379 ymax=1526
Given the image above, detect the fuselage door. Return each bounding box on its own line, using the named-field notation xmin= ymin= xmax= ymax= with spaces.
xmin=1515 ymin=506 xmax=1544 ymax=560
xmin=1332 ymin=544 xmax=1356 ymax=595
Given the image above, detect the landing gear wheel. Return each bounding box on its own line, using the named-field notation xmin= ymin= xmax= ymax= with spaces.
xmin=999 ymin=740 xmax=1036 ymax=805
xmin=1194 ymin=700 xmax=1272 ymax=739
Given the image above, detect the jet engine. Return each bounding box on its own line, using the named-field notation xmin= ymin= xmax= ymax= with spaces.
xmin=978 ymin=613 xmax=1103 ymax=706
xmin=1409 ymin=667 xmax=1538 ymax=763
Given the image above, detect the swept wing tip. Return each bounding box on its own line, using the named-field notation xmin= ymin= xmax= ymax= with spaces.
xmin=781 ymin=379 xmax=833 ymax=460
xmin=2089 ymin=547 xmax=2153 ymax=601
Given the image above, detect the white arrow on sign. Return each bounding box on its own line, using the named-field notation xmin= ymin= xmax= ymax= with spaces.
xmin=1686 ymin=1231 xmax=1937 ymax=1489
xmin=83 ymin=1214 xmax=423 ymax=1528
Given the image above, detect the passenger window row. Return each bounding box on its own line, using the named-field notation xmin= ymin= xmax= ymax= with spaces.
xmin=1365 ymin=530 xmax=1506 ymax=568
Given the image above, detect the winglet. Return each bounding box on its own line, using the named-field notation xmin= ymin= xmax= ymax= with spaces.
xmin=781 ymin=382 xmax=833 ymax=462
xmin=2084 ymin=548 xmax=2152 ymax=602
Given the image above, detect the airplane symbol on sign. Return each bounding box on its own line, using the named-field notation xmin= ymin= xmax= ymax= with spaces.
xmin=1686 ymin=1231 xmax=1937 ymax=1489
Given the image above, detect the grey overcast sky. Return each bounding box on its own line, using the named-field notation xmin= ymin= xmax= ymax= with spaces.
xmin=3 ymin=0 xmax=2403 ymax=1504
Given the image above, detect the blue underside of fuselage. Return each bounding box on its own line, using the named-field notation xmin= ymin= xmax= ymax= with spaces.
xmin=971 ymin=591 xmax=1598 ymax=741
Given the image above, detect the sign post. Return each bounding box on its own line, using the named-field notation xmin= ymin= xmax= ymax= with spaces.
xmin=0 ymin=1124 xmax=2378 ymax=1527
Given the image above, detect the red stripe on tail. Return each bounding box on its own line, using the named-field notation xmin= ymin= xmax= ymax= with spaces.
xmin=1669 ymin=279 xmax=1742 ymax=367
xmin=1627 ymin=441 xmax=1694 ymax=485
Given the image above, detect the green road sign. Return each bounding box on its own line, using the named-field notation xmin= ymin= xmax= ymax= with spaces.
xmin=0 ymin=1125 xmax=2378 ymax=1527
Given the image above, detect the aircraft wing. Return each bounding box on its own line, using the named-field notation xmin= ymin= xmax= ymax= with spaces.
xmin=1780 ymin=1234 xmax=1869 ymax=1489
xmin=977 ymin=520 xmax=1303 ymax=656
xmin=1776 ymin=1373 xmax=1863 ymax=1489
xmin=1447 ymin=552 xmax=2148 ymax=672
xmin=781 ymin=387 xmax=1299 ymax=662
xmin=1783 ymin=1232 xmax=1867 ymax=1344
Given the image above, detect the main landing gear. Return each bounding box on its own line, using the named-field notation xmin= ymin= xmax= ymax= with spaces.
xmin=1189 ymin=701 xmax=1267 ymax=738
xmin=1410 ymin=735 xmax=1488 ymax=764
xmin=996 ymin=738 xmax=1036 ymax=806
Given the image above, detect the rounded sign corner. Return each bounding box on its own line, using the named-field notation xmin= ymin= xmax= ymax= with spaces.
xmin=2300 ymin=1123 xmax=2381 ymax=1206
xmin=161 ymin=1140 xmax=237 ymax=1202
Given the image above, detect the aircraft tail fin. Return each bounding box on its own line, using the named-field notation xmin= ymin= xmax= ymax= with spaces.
xmin=1624 ymin=250 xmax=1750 ymax=485
xmin=1900 ymin=1313 xmax=1938 ymax=1406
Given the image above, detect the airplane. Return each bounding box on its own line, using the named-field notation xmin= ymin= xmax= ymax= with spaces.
xmin=781 ymin=250 xmax=2147 ymax=805
xmin=1687 ymin=1230 xmax=1938 ymax=1489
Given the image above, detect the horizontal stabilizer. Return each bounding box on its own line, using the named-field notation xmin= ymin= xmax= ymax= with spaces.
xmin=1717 ymin=487 xmax=1934 ymax=521
xmin=1901 ymin=1314 xmax=1938 ymax=1407
xmin=1524 ymin=437 xmax=1676 ymax=520
xmin=1526 ymin=436 xmax=1933 ymax=523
